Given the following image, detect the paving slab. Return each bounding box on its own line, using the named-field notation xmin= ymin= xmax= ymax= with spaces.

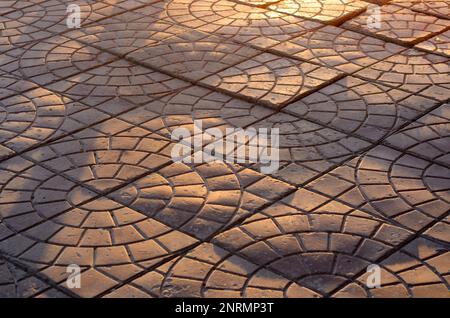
xmin=343 ymin=4 xmax=450 ymax=45
xmin=0 ymin=155 xmax=201 ymax=297
xmin=21 ymin=124 xmax=175 ymax=195
xmin=43 ymin=59 xmax=190 ymax=109
xmin=270 ymin=25 xmax=405 ymax=74
xmin=268 ymin=0 xmax=368 ymax=24
xmin=0 ymin=82 xmax=112 ymax=161
xmin=108 ymin=161 xmax=294 ymax=239
xmin=0 ymin=0 xmax=160 ymax=53
xmin=105 ymin=203 xmax=412 ymax=298
xmin=0 ymin=256 xmax=66 ymax=298
xmin=112 ymin=85 xmax=274 ymax=140
xmin=416 ymin=29 xmax=450 ymax=57
xmin=355 ymin=49 xmax=450 ymax=102
xmin=305 ymin=145 xmax=450 ymax=232
xmin=0 ymin=0 xmax=449 ymax=299
xmin=284 ymin=76 xmax=440 ymax=142
xmin=200 ymin=52 xmax=343 ymax=108
xmin=392 ymin=0 xmax=450 ymax=20
xmin=232 ymin=112 xmax=371 ymax=185
xmin=0 ymin=0 xmax=46 ymax=16
xmin=384 ymin=103 xmax=450 ymax=166
xmin=423 ymin=216 xmax=450 ymax=243
xmin=0 ymin=35 xmax=116 ymax=86
xmin=334 ymin=236 xmax=450 ymax=297
xmin=154 ymin=0 xmax=323 ymax=48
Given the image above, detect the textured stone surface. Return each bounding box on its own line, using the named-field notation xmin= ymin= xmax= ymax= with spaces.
xmin=200 ymin=53 xmax=343 ymax=108
xmin=334 ymin=237 xmax=450 ymax=297
xmin=306 ymin=145 xmax=450 ymax=232
xmin=270 ymin=25 xmax=404 ymax=73
xmin=416 ymin=30 xmax=450 ymax=57
xmin=343 ymin=5 xmax=450 ymax=45
xmin=0 ymin=36 xmax=116 ymax=85
xmin=355 ymin=49 xmax=450 ymax=101
xmin=384 ymin=103 xmax=450 ymax=166
xmin=392 ymin=0 xmax=450 ymax=19
xmin=268 ymin=0 xmax=367 ymax=23
xmin=0 ymin=0 xmax=449 ymax=298
xmin=284 ymin=76 xmax=439 ymax=142
xmin=234 ymin=112 xmax=371 ymax=185
xmin=157 ymin=0 xmax=323 ymax=48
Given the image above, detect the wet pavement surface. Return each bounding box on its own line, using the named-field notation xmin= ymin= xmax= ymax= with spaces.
xmin=0 ymin=0 xmax=448 ymax=298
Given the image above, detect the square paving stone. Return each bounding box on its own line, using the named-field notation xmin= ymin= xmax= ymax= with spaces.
xmin=392 ymin=0 xmax=450 ymax=20
xmin=107 ymin=161 xmax=295 ymax=239
xmin=0 ymin=0 xmax=46 ymax=16
xmin=155 ymin=0 xmax=323 ymax=48
xmin=68 ymin=12 xmax=263 ymax=82
xmin=384 ymin=103 xmax=450 ymax=166
xmin=112 ymin=85 xmax=274 ymax=141
xmin=44 ymin=59 xmax=190 ymax=109
xmin=334 ymin=236 xmax=450 ymax=297
xmin=270 ymin=25 xmax=405 ymax=73
xmin=199 ymin=53 xmax=344 ymax=108
xmin=423 ymin=215 xmax=450 ymax=243
xmin=127 ymin=31 xmax=261 ymax=82
xmin=354 ymin=49 xmax=450 ymax=102
xmin=268 ymin=0 xmax=368 ymax=24
xmin=343 ymin=4 xmax=450 ymax=45
xmin=0 ymin=256 xmax=62 ymax=298
xmin=0 ymin=84 xmax=115 ymax=161
xmin=4 ymin=0 xmax=160 ymax=34
xmin=305 ymin=145 xmax=450 ymax=233
xmin=63 ymin=10 xmax=190 ymax=56
xmin=0 ymin=36 xmax=117 ymax=86
xmin=232 ymin=112 xmax=372 ymax=185
xmin=415 ymin=30 xmax=450 ymax=57
xmin=109 ymin=204 xmax=412 ymax=298
xmin=284 ymin=76 xmax=440 ymax=142
xmin=0 ymin=156 xmax=200 ymax=297
xmin=0 ymin=0 xmax=159 ymax=53
xmin=21 ymin=123 xmax=176 ymax=195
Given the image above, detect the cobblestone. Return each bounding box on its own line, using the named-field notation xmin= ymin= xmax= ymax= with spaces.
xmin=0 ymin=0 xmax=448 ymax=298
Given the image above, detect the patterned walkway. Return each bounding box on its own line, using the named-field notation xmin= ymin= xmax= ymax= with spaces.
xmin=0 ymin=0 xmax=448 ymax=298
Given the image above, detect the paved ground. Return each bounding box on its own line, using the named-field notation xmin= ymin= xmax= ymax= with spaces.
xmin=0 ymin=0 xmax=449 ymax=298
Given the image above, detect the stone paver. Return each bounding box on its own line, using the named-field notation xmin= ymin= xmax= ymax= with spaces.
xmin=0 ymin=0 xmax=159 ymax=52
xmin=0 ymin=0 xmax=449 ymax=298
xmin=45 ymin=59 xmax=190 ymax=108
xmin=392 ymin=0 xmax=450 ymax=20
xmin=112 ymin=85 xmax=274 ymax=140
xmin=105 ymin=204 xmax=412 ymax=297
xmin=306 ymin=145 xmax=450 ymax=232
xmin=334 ymin=236 xmax=450 ymax=297
xmin=284 ymin=76 xmax=439 ymax=142
xmin=355 ymin=49 xmax=450 ymax=102
xmin=270 ymin=25 xmax=405 ymax=73
xmin=0 ymin=84 xmax=111 ymax=160
xmin=200 ymin=52 xmax=343 ymax=108
xmin=156 ymin=0 xmax=323 ymax=48
xmin=0 ymin=36 xmax=116 ymax=86
xmin=343 ymin=4 xmax=450 ymax=45
xmin=234 ymin=112 xmax=371 ymax=185
xmin=416 ymin=30 xmax=450 ymax=57
xmin=268 ymin=0 xmax=367 ymax=23
xmin=0 ymin=256 xmax=67 ymax=298
xmin=384 ymin=103 xmax=450 ymax=166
